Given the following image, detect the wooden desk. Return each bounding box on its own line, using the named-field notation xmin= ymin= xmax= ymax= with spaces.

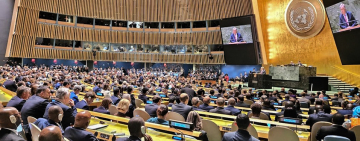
xmin=201 ymin=116 xmax=310 ymax=141
xmin=88 ymin=118 xmax=199 ymax=141
xmin=0 ymin=87 xmax=16 ymax=106
xmin=79 ymin=109 xmax=201 ymax=138
xmin=339 ymin=25 xmax=360 ymax=32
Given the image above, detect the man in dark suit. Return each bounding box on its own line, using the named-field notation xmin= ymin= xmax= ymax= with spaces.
xmin=225 ymin=98 xmax=241 ymax=115
xmin=339 ymin=4 xmax=358 ymax=29
xmin=7 ymin=86 xmax=31 ymax=112
xmin=111 ymin=87 xmax=121 ymax=105
xmin=306 ymin=105 xmax=332 ymax=130
xmin=145 ymin=95 xmax=162 ymax=117
xmin=116 ymin=117 xmax=153 ymax=141
xmin=316 ymin=113 xmax=356 ymax=141
xmin=191 ymin=97 xmax=202 ymax=111
xmin=34 ymin=105 xmax=64 ymax=133
xmin=75 ymin=92 xmax=95 ymax=110
xmin=38 ymin=126 xmax=63 ymax=141
xmin=0 ymin=107 xmax=25 ymax=141
xmin=64 ymin=111 xmax=99 ymax=141
xmin=4 ymin=76 xmax=18 ymax=92
xmin=210 ymin=97 xmax=232 ymax=115
xmin=172 ymin=93 xmax=193 ymax=120
xmin=229 ymin=27 xmax=244 ymax=43
xmin=44 ymin=88 xmax=77 ymax=129
xmin=92 ymin=82 xmax=102 ymax=93
xmin=21 ymin=86 xmax=50 ymax=125
xmin=306 ymin=93 xmax=316 ymax=105
xmin=138 ymin=87 xmax=149 ymax=103
xmin=199 ymin=96 xmax=214 ymax=111
xmin=222 ymin=114 xmax=259 ymax=141
xmin=235 ymin=95 xmax=251 ymax=108
xmin=180 ymin=85 xmax=196 ymax=106
xmin=337 ymin=101 xmax=354 ymax=116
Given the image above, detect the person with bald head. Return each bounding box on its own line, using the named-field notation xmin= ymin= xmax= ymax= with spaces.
xmin=44 ymin=88 xmax=77 ymax=129
xmin=21 ymin=86 xmax=50 ymax=126
xmin=116 ymin=117 xmax=153 ymax=141
xmin=210 ymin=97 xmax=232 ymax=115
xmin=64 ymin=111 xmax=99 ymax=141
xmin=0 ymin=107 xmax=25 ymax=141
xmin=172 ymin=93 xmax=193 ymax=120
xmin=225 ymin=98 xmax=241 ymax=115
xmin=306 ymin=105 xmax=332 ymax=130
xmin=39 ymin=126 xmax=62 ymax=141
xmin=199 ymin=96 xmax=214 ymax=111
xmin=34 ymin=105 xmax=64 ymax=133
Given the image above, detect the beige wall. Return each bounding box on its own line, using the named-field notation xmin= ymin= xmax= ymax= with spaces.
xmin=257 ymin=0 xmax=360 ymax=87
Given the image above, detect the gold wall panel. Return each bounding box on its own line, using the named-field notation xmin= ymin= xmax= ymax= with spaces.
xmin=258 ymin=0 xmax=360 ymax=87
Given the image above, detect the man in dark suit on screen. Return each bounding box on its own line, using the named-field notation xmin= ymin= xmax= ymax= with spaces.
xmin=229 ymin=27 xmax=244 ymax=43
xmin=339 ymin=4 xmax=358 ymax=29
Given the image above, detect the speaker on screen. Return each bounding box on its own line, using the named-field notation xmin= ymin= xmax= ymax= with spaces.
xmin=220 ymin=15 xmax=260 ymax=65
xmin=323 ymin=0 xmax=360 ymax=65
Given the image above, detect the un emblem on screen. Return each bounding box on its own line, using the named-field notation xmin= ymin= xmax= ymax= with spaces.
xmin=285 ymin=0 xmax=326 ymax=39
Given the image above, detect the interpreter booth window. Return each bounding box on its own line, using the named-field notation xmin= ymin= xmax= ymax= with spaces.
xmin=111 ymin=44 xmax=126 ymax=52
xmin=83 ymin=42 xmax=93 ymax=51
xmin=136 ymin=45 xmax=143 ymax=52
xmin=58 ymin=14 xmax=74 ymax=23
xmin=144 ymin=22 xmax=159 ymax=29
xmin=112 ymin=20 xmax=127 ymax=27
xmin=93 ymin=43 xmax=110 ymax=52
xmin=176 ymin=45 xmax=187 ymax=54
xmin=193 ymin=21 xmax=206 ymax=28
xmin=77 ymin=17 xmax=94 ymax=26
xmin=162 ymin=45 xmax=176 ymax=53
xmin=95 ymin=19 xmax=111 ymax=26
xmin=54 ymin=39 xmax=73 ymax=48
xmin=194 ymin=45 xmax=208 ymax=54
xmin=209 ymin=20 xmax=220 ymax=27
xmin=74 ymin=41 xmax=82 ymax=48
xmin=177 ymin=22 xmax=191 ymax=28
xmin=39 ymin=11 xmax=57 ymax=21
xmin=35 ymin=38 xmax=53 ymax=46
xmin=187 ymin=45 xmax=193 ymax=53
xmin=210 ymin=44 xmax=224 ymax=51
xmin=144 ymin=45 xmax=160 ymax=53
xmin=161 ymin=22 xmax=174 ymax=28
xmin=128 ymin=21 xmax=143 ymax=28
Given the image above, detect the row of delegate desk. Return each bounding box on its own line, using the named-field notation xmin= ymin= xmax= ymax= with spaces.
xmin=0 ymin=83 xmax=351 ymax=141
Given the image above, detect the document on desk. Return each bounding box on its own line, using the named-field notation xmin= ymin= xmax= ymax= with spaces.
xmin=87 ymin=124 xmax=108 ymax=130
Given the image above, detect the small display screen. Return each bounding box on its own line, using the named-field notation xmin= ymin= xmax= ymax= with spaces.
xmin=210 ymin=96 xmax=218 ymax=99
xmin=171 ymin=122 xmax=190 ymax=129
xmin=146 ymin=100 xmax=153 ymax=104
xmin=96 ymin=93 xmax=104 ymax=96
xmin=159 ymin=94 xmax=166 ymax=98
xmin=211 ymin=100 xmax=215 ymax=104
xmin=172 ymin=136 xmax=183 ymax=140
xmin=279 ymin=117 xmax=302 ymax=125
xmin=253 ymin=97 xmax=259 ymax=100
xmin=156 ymin=89 xmax=161 ymax=92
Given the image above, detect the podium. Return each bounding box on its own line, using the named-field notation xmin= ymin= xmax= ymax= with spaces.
xmin=248 ymin=74 xmax=272 ymax=89
xmin=269 ymin=66 xmax=316 ymax=90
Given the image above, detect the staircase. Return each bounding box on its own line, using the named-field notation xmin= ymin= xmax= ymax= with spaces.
xmin=318 ymin=75 xmax=356 ymax=93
